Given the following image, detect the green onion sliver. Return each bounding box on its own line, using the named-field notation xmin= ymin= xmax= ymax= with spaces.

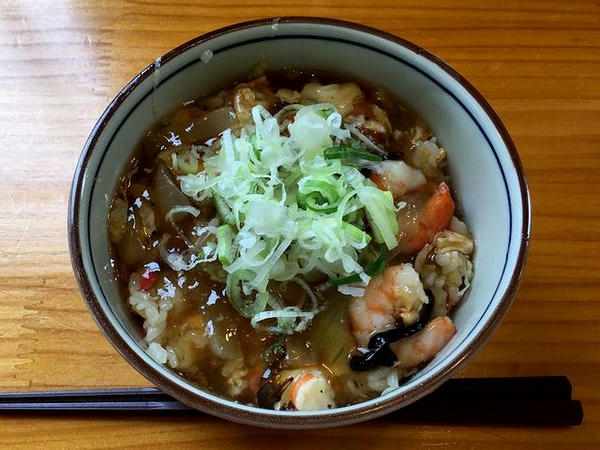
xmin=298 ymin=179 xmax=341 ymax=213
xmin=329 ymin=245 xmax=388 ymax=286
xmin=305 ymin=195 xmax=338 ymax=213
xmin=329 ymin=273 xmax=361 ymax=286
xmin=323 ymin=145 xmax=382 ymax=162
xmin=212 ymin=190 xmax=235 ymax=225
xmin=341 ymin=222 xmax=371 ymax=246
xmin=364 ymin=246 xmax=388 ymax=276
xmin=226 ymin=271 xmax=269 ymax=318
xmin=216 ymin=224 xmax=235 ymax=265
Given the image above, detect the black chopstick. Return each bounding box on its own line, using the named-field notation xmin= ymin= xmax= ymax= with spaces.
xmin=0 ymin=387 xmax=172 ymax=403
xmin=386 ymin=399 xmax=583 ymax=426
xmin=424 ymin=376 xmax=573 ymax=401
xmin=0 ymin=376 xmax=583 ymax=426
xmin=0 ymin=401 xmax=190 ymax=411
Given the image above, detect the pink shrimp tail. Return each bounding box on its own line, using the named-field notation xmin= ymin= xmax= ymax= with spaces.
xmin=396 ymin=182 xmax=455 ymax=254
xmin=391 ymin=316 xmax=456 ymax=369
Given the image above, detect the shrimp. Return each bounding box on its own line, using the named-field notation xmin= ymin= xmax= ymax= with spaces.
xmin=277 ymin=368 xmax=336 ymax=411
xmin=395 ymin=182 xmax=455 ymax=255
xmin=415 ymin=230 xmax=474 ymax=317
xmin=349 ymin=264 xmax=429 ymax=347
xmin=390 ymin=316 xmax=456 ymax=370
xmin=369 ymin=160 xmax=427 ymax=197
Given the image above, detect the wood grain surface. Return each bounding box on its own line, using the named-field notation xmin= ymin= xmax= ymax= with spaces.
xmin=1 ymin=0 xmax=599 ymax=447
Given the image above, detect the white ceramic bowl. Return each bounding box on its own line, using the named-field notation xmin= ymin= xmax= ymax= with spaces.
xmin=68 ymin=18 xmax=530 ymax=429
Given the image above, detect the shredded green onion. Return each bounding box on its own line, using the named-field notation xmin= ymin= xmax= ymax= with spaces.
xmin=226 ymin=270 xmax=270 ymax=318
xmin=178 ymin=104 xmax=398 ymax=333
xmin=324 ymin=146 xmax=382 ymax=162
xmin=324 ymin=139 xmax=382 ymax=162
xmin=329 ymin=273 xmax=361 ymax=286
xmin=364 ymin=245 xmax=388 ymax=276
xmin=329 ymin=245 xmax=388 ymax=286
xmin=212 ymin=190 xmax=235 ymax=225
xmin=216 ymin=224 xmax=235 ymax=265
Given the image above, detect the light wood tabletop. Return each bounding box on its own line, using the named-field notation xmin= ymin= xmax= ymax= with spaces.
xmin=1 ymin=0 xmax=599 ymax=448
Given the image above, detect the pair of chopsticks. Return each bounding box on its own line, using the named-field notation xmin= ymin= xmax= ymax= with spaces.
xmin=0 ymin=376 xmax=583 ymax=426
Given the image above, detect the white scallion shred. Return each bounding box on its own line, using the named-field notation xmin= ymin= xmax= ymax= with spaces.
xmin=166 ymin=206 xmax=201 ymax=229
xmin=336 ymin=285 xmax=365 ymax=297
xmin=250 ymin=307 xmax=316 ymax=335
xmin=346 ymin=124 xmax=385 ymax=154
xmin=158 ymin=230 xmax=218 ymax=272
xmin=292 ymin=277 xmax=319 ymax=310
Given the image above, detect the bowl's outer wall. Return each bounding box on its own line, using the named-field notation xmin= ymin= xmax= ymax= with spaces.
xmin=69 ymin=17 xmax=530 ymax=429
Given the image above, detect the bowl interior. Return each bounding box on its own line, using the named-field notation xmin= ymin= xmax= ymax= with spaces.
xmin=73 ymin=19 xmax=528 ymax=428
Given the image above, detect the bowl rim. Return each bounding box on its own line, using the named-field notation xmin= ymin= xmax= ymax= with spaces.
xmin=68 ymin=16 xmax=531 ymax=428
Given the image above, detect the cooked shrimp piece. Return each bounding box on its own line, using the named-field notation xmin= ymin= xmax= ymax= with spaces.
xmin=390 ymin=316 xmax=456 ymax=370
xmin=396 ymin=182 xmax=455 ymax=255
xmin=369 ymin=160 xmax=426 ymax=196
xmin=415 ymin=230 xmax=474 ymax=316
xmin=278 ymin=369 xmax=336 ymax=411
xmin=349 ymin=264 xmax=429 ymax=347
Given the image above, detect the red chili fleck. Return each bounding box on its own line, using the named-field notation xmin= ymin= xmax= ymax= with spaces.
xmin=140 ymin=271 xmax=158 ymax=291
xmin=445 ymin=293 xmax=451 ymax=310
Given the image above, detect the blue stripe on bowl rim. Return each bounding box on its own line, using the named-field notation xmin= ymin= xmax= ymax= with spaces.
xmin=87 ymin=34 xmax=512 ymax=394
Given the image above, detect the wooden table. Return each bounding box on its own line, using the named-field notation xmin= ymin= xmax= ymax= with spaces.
xmin=1 ymin=0 xmax=598 ymax=447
